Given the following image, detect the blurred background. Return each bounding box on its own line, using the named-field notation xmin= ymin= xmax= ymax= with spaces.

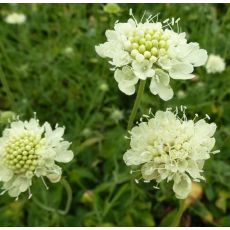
xmin=0 ymin=3 xmax=230 ymax=227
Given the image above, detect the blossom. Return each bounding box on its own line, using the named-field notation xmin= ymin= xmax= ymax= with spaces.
xmin=123 ymin=108 xmax=218 ymax=199
xmin=4 ymin=13 xmax=26 ymax=25
xmin=205 ymin=54 xmax=226 ymax=74
xmin=110 ymin=109 xmax=124 ymax=123
xmin=0 ymin=117 xmax=74 ymax=198
xmin=95 ymin=11 xmax=207 ymax=101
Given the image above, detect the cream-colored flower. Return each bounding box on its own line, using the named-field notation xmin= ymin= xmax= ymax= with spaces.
xmin=0 ymin=117 xmax=74 ymax=198
xmin=205 ymin=54 xmax=226 ymax=74
xmin=110 ymin=109 xmax=124 ymax=123
xmin=95 ymin=11 xmax=207 ymax=101
xmin=5 ymin=13 xmax=26 ymax=25
xmin=123 ymin=108 xmax=218 ymax=199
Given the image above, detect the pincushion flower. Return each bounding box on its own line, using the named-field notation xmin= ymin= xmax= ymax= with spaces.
xmin=0 ymin=117 xmax=74 ymax=198
xmin=123 ymin=108 xmax=218 ymax=199
xmin=205 ymin=54 xmax=226 ymax=74
xmin=4 ymin=13 xmax=26 ymax=25
xmin=95 ymin=11 xmax=208 ymax=101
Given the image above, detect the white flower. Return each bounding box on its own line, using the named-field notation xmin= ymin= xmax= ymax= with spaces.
xmin=95 ymin=12 xmax=207 ymax=101
xmin=63 ymin=46 xmax=74 ymax=57
xmin=5 ymin=13 xmax=26 ymax=25
xmin=0 ymin=118 xmax=74 ymax=198
xmin=123 ymin=108 xmax=218 ymax=199
xmin=110 ymin=109 xmax=124 ymax=123
xmin=99 ymin=82 xmax=109 ymax=92
xmin=205 ymin=54 xmax=226 ymax=74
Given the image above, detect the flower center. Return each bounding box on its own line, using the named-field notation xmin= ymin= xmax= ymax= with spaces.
xmin=124 ymin=28 xmax=170 ymax=62
xmin=3 ymin=131 xmax=42 ymax=174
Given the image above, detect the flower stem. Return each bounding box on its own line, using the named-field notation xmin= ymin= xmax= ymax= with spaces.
xmin=127 ymin=80 xmax=146 ymax=130
xmin=171 ymin=199 xmax=186 ymax=227
xmin=33 ymin=178 xmax=72 ymax=215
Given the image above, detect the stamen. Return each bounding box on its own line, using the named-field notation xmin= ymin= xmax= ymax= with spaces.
xmin=140 ymin=10 xmax=146 ymax=23
xmin=205 ymin=114 xmax=211 ymax=120
xmin=28 ymin=187 xmax=32 ymax=199
xmin=211 ymin=150 xmax=220 ymax=154
xmin=129 ymin=8 xmax=138 ymax=26
xmin=0 ymin=190 xmax=6 ymax=196
xmin=41 ymin=176 xmax=49 ymax=190
xmin=163 ymin=18 xmax=169 ymax=24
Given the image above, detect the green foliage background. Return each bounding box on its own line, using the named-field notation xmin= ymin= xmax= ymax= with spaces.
xmin=0 ymin=3 xmax=230 ymax=227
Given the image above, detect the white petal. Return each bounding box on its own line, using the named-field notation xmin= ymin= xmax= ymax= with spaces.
xmin=118 ymin=84 xmax=136 ymax=95
xmin=169 ymin=62 xmax=194 ymax=79
xmin=123 ymin=149 xmax=153 ymax=166
xmin=150 ymin=78 xmax=174 ymax=101
xmin=105 ymin=30 xmax=118 ymax=41
xmin=186 ymin=160 xmax=202 ymax=179
xmin=114 ymin=20 xmax=135 ymax=35
xmin=195 ymin=120 xmax=217 ymax=138
xmin=173 ymin=173 xmax=192 ymax=199
xmin=155 ymin=69 xmax=170 ymax=85
xmin=46 ymin=165 xmax=62 ymax=183
xmin=0 ymin=165 xmax=13 ymax=182
xmin=55 ymin=150 xmax=74 ymax=163
xmin=141 ymin=162 xmax=159 ymax=181
xmin=188 ymin=49 xmax=208 ymax=67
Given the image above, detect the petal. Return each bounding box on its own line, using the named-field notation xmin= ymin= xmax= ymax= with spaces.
xmin=105 ymin=30 xmax=118 ymax=41
xmin=123 ymin=149 xmax=153 ymax=166
xmin=173 ymin=173 xmax=192 ymax=199
xmin=188 ymin=49 xmax=208 ymax=67
xmin=169 ymin=62 xmax=194 ymax=79
xmin=141 ymin=162 xmax=160 ymax=181
xmin=114 ymin=67 xmax=138 ymax=87
xmin=46 ymin=165 xmax=62 ymax=183
xmin=150 ymin=78 xmax=174 ymax=101
xmin=118 ymin=84 xmax=136 ymax=95
xmin=114 ymin=19 xmax=136 ymax=35
xmin=186 ymin=160 xmax=202 ymax=179
xmin=55 ymin=149 xmax=74 ymax=163
xmin=195 ymin=119 xmax=217 ymax=138
xmin=155 ymin=69 xmax=170 ymax=86
xmin=132 ymin=60 xmax=154 ymax=80
xmin=0 ymin=165 xmax=13 ymax=182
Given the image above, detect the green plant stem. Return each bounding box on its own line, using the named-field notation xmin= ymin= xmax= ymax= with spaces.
xmin=33 ymin=178 xmax=72 ymax=215
xmin=0 ymin=66 xmax=15 ymax=107
xmin=171 ymin=199 xmax=186 ymax=227
xmin=127 ymin=80 xmax=146 ymax=130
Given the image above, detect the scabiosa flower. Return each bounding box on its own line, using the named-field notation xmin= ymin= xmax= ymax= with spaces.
xmin=205 ymin=54 xmax=226 ymax=74
xmin=4 ymin=12 xmax=26 ymax=25
xmin=0 ymin=117 xmax=74 ymax=199
xmin=123 ymin=107 xmax=218 ymax=199
xmin=95 ymin=10 xmax=207 ymax=101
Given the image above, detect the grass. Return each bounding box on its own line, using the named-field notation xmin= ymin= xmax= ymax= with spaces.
xmin=0 ymin=3 xmax=230 ymax=227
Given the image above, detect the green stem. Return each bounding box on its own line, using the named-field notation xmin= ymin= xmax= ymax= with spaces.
xmin=127 ymin=80 xmax=146 ymax=130
xmin=171 ymin=199 xmax=186 ymax=227
xmin=0 ymin=66 xmax=15 ymax=107
xmin=33 ymin=178 xmax=72 ymax=215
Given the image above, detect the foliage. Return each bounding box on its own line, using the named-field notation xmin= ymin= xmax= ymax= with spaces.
xmin=0 ymin=3 xmax=230 ymax=227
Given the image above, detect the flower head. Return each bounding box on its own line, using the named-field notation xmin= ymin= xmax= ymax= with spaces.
xmin=205 ymin=54 xmax=226 ymax=74
xmin=123 ymin=108 xmax=218 ymax=199
xmin=95 ymin=10 xmax=207 ymax=101
xmin=0 ymin=117 xmax=74 ymax=198
xmin=5 ymin=13 xmax=26 ymax=25
xmin=110 ymin=109 xmax=124 ymax=123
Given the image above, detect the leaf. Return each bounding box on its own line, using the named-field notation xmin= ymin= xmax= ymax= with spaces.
xmin=160 ymin=209 xmax=178 ymax=227
xmin=218 ymin=216 xmax=230 ymax=227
